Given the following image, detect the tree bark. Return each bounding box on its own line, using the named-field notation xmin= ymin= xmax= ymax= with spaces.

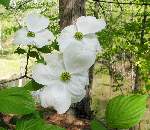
xmin=59 ymin=0 xmax=93 ymax=119
xmin=59 ymin=0 xmax=86 ymax=30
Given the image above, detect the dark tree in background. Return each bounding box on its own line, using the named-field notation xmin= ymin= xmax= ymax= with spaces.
xmin=59 ymin=0 xmax=86 ymax=29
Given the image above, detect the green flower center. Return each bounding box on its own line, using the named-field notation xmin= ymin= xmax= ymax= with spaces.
xmin=60 ymin=72 xmax=71 ymax=82
xmin=74 ymin=32 xmax=83 ymax=40
xmin=27 ymin=31 xmax=35 ymax=37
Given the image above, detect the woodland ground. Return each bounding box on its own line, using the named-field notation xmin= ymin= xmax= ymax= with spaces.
xmin=0 ymin=54 xmax=150 ymax=130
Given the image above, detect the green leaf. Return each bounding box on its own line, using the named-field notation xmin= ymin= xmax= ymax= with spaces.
xmin=145 ymin=84 xmax=150 ymax=91
xmin=14 ymin=47 xmax=27 ymax=55
xmin=0 ymin=87 xmax=36 ymax=115
xmin=0 ymin=0 xmax=10 ymax=7
xmin=37 ymin=45 xmax=52 ymax=53
xmin=16 ymin=118 xmax=66 ymax=130
xmin=0 ymin=127 xmax=6 ymax=130
xmin=16 ymin=118 xmax=44 ymax=130
xmin=28 ymin=51 xmax=39 ymax=59
xmin=24 ymin=80 xmax=43 ymax=91
xmin=106 ymin=94 xmax=147 ymax=129
xmin=36 ymin=55 xmax=46 ymax=64
xmin=91 ymin=120 xmax=107 ymax=130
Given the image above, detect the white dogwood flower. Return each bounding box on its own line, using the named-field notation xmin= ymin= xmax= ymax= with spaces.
xmin=32 ymin=51 xmax=91 ymax=113
xmin=58 ymin=16 xmax=106 ymax=52
xmin=39 ymin=86 xmax=72 ymax=114
xmin=13 ymin=13 xmax=54 ymax=48
xmin=36 ymin=83 xmax=86 ymax=114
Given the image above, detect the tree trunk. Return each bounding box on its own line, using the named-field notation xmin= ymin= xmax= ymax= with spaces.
xmin=59 ymin=0 xmax=86 ymax=30
xmin=133 ymin=65 xmax=141 ymax=92
xmin=59 ymin=0 xmax=93 ymax=119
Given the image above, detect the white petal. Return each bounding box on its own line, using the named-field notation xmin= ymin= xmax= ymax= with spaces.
xmin=61 ymin=24 xmax=77 ymax=35
xmin=34 ymin=29 xmax=54 ymax=48
xmin=69 ymin=73 xmax=87 ymax=103
xmin=71 ymin=89 xmax=86 ymax=103
xmin=58 ymin=25 xmax=77 ymax=52
xmin=66 ymin=80 xmax=86 ymax=103
xmin=32 ymin=63 xmax=58 ymax=86
xmin=72 ymin=71 xmax=89 ymax=86
xmin=44 ymin=72 xmax=86 ymax=102
xmin=58 ymin=34 xmax=75 ymax=52
xmin=13 ymin=28 xmax=34 ymax=45
xmin=63 ymin=42 xmax=96 ymax=73
xmin=76 ymin=16 xmax=106 ymax=34
xmin=44 ymin=52 xmax=65 ymax=76
xmin=39 ymin=86 xmax=71 ymax=114
xmin=25 ymin=13 xmax=49 ymax=32
xmin=83 ymin=34 xmax=101 ymax=53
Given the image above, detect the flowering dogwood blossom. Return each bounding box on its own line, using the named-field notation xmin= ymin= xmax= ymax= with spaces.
xmin=33 ymin=83 xmax=86 ymax=114
xmin=13 ymin=13 xmax=54 ymax=48
xmin=58 ymin=16 xmax=106 ymax=52
xmin=32 ymin=51 xmax=91 ymax=113
xmin=39 ymin=86 xmax=72 ymax=114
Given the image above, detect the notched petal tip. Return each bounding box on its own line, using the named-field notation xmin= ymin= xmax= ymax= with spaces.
xmin=39 ymin=86 xmax=71 ymax=114
xmin=76 ymin=16 xmax=106 ymax=34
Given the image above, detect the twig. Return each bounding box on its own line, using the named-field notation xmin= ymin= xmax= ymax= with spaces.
xmin=0 ymin=75 xmax=26 ymax=85
xmin=0 ymin=75 xmax=32 ymax=85
xmin=25 ymin=46 xmax=31 ymax=76
xmin=93 ymin=0 xmax=150 ymax=6
xmin=115 ymin=0 xmax=123 ymax=11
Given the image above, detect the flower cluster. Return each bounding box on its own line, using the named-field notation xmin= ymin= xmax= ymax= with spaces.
xmin=14 ymin=13 xmax=106 ymax=114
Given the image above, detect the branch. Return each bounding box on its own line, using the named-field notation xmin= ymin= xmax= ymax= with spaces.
xmin=0 ymin=75 xmax=32 ymax=86
xmin=93 ymin=0 xmax=150 ymax=6
xmin=25 ymin=46 xmax=31 ymax=76
xmin=114 ymin=0 xmax=123 ymax=11
xmin=0 ymin=76 xmax=25 ymax=85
